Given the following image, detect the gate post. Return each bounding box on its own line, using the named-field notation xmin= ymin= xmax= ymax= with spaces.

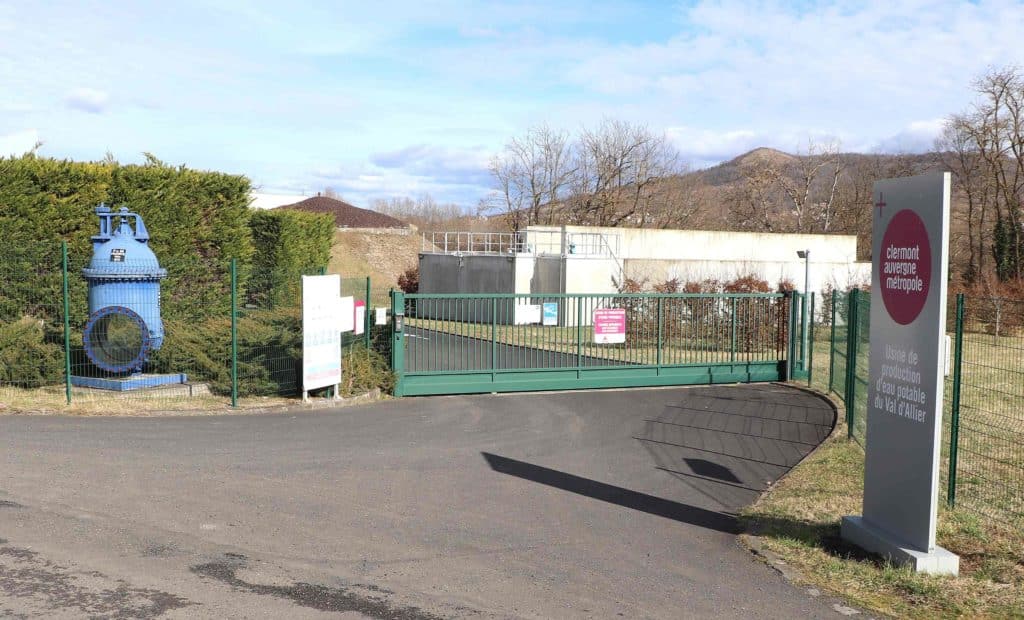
xmin=829 ymin=290 xmax=837 ymax=392
xmin=392 ymin=290 xmax=405 ymax=396
xmin=785 ymin=291 xmax=795 ymax=381
xmin=808 ymin=292 xmax=815 ymax=387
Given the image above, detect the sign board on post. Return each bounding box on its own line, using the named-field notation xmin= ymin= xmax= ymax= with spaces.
xmin=301 ymin=275 xmax=342 ymax=399
xmin=593 ymin=308 xmax=626 ymax=344
xmin=339 ymin=296 xmax=355 ymax=333
xmin=354 ymin=300 xmax=365 ymax=336
xmin=841 ymin=172 xmax=959 ymax=575
xmin=375 ymin=307 xmax=388 ymax=326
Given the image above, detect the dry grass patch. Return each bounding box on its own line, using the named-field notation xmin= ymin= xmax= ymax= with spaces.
xmin=741 ymin=406 xmax=1024 ymax=619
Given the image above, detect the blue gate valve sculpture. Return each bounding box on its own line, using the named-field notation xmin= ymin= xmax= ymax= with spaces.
xmin=81 ymin=204 xmax=168 ymax=376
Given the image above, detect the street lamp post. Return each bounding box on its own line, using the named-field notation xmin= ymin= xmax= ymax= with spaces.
xmin=796 ymin=250 xmax=810 ymax=371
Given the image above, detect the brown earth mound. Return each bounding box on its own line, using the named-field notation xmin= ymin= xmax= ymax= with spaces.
xmin=277 ymin=195 xmax=408 ymax=229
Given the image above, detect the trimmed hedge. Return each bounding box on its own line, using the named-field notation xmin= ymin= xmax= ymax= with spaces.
xmin=0 ymin=154 xmax=253 ymax=325
xmin=248 ymin=209 xmax=334 ymax=308
xmin=0 ymin=318 xmax=63 ymax=386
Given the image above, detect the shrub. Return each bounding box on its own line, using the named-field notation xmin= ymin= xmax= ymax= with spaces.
xmin=341 ymin=346 xmax=395 ymax=396
xmin=0 ymin=318 xmax=63 ymax=386
xmin=397 ymin=266 xmax=419 ymax=293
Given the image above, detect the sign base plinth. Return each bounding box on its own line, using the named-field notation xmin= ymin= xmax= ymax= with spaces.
xmin=841 ymin=515 xmax=959 ymax=576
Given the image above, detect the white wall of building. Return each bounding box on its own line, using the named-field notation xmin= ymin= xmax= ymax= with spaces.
xmin=526 ymin=225 xmax=870 ymax=313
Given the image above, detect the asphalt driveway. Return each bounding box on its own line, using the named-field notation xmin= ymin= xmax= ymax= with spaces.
xmin=0 ymin=384 xmax=843 ymax=618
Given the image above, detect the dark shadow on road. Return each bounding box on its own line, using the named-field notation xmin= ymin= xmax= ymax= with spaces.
xmin=481 ymin=452 xmax=739 ymax=534
xmin=683 ymin=458 xmax=742 ymax=483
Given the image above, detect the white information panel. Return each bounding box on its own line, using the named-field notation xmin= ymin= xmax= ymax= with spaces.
xmin=339 ymin=296 xmax=355 ymax=333
xmin=354 ymin=300 xmax=365 ymax=335
xmin=302 ymin=275 xmax=342 ymax=395
xmin=514 ymin=304 xmax=541 ymax=325
xmin=375 ymin=307 xmax=388 ymax=326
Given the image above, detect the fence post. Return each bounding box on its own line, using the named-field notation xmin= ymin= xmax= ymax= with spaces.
xmin=730 ymin=297 xmax=737 ymax=364
xmin=808 ymin=292 xmax=815 ymax=387
xmin=491 ymin=297 xmax=498 ymax=378
xmin=844 ymin=289 xmax=859 ymax=438
xmin=785 ymin=291 xmax=796 ymax=380
xmin=230 ymin=259 xmax=238 ymax=408
xmin=947 ymin=293 xmax=965 ymax=507
xmin=61 ymin=241 xmax=72 ymax=405
xmin=656 ymin=296 xmax=664 ymax=370
xmin=829 ymin=290 xmax=837 ymax=393
xmin=576 ymin=297 xmax=583 ymax=378
xmin=364 ymin=276 xmax=372 ymax=349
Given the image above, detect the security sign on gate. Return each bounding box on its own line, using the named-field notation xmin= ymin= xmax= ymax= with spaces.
xmin=841 ymin=172 xmax=959 ymax=575
xmin=593 ymin=308 xmax=626 ymax=344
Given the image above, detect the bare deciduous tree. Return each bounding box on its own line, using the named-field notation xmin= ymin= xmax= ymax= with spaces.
xmin=371 ymin=194 xmax=473 ymax=230
xmin=938 ymin=115 xmax=995 ymax=283
xmin=486 ymin=124 xmax=573 ymax=231
xmin=772 ymin=141 xmax=842 ymax=233
xmin=945 ymin=67 xmax=1024 ymax=280
xmin=568 ymin=119 xmax=686 ymax=227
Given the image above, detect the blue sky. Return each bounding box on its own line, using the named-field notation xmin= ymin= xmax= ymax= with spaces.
xmin=2 ymin=0 xmax=1024 ymax=207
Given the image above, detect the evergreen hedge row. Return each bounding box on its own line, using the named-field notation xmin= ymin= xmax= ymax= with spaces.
xmin=0 ymin=154 xmax=252 ymax=324
xmin=249 ymin=209 xmax=334 ymax=308
xmin=0 ymin=154 xmax=335 ymax=324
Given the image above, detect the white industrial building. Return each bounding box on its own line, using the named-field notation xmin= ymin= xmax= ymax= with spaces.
xmin=419 ymin=225 xmax=870 ymax=309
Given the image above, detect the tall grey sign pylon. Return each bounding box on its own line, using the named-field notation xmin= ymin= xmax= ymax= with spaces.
xmin=841 ymin=172 xmax=959 ymax=575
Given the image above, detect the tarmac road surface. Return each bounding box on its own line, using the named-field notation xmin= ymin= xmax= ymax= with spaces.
xmin=0 ymin=384 xmax=855 ymax=619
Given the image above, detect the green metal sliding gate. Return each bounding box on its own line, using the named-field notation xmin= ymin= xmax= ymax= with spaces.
xmin=390 ymin=291 xmax=807 ymax=397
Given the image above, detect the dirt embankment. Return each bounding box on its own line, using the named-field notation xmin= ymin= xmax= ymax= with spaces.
xmin=328 ymin=230 xmax=421 ymax=300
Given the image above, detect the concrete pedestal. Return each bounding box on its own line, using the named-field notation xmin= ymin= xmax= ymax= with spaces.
xmin=841 ymin=515 xmax=959 ymax=576
xmin=70 ymin=373 xmax=188 ymax=392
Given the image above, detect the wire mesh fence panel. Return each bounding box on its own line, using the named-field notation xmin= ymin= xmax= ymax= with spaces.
xmin=947 ymin=296 xmax=1024 ymax=524
xmin=807 ymin=294 xmax=833 ymax=395
xmin=825 ymin=289 xmax=870 ymax=445
xmin=67 ymin=253 xmax=235 ymax=410
xmin=849 ymin=294 xmax=871 ymax=446
xmin=0 ymin=243 xmax=69 ymax=409
xmin=829 ymin=292 xmax=850 ymax=399
xmin=2 ymin=241 xmax=387 ymax=409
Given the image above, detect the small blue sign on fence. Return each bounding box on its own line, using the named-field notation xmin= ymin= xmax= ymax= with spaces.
xmin=542 ymin=302 xmax=558 ymax=326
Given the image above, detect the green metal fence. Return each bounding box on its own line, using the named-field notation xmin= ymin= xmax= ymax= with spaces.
xmin=945 ymin=295 xmax=1024 ymax=522
xmin=391 ymin=291 xmax=795 ymax=396
xmin=0 ymin=243 xmax=387 ymax=410
xmin=827 ymin=288 xmax=1024 ymax=526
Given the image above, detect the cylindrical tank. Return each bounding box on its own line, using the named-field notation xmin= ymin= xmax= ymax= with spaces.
xmin=82 ymin=204 xmax=167 ymax=373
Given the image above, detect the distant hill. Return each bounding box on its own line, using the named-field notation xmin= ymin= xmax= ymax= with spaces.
xmin=277 ymin=195 xmax=409 ymax=229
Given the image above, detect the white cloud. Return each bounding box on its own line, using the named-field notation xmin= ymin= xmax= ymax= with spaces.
xmin=666 ymin=126 xmax=764 ymax=162
xmin=0 ymin=129 xmax=39 ymax=156
xmin=565 ymin=1 xmax=1024 ymax=146
xmin=872 ymin=119 xmax=946 ymax=153
xmin=65 ymin=88 xmax=109 ymax=114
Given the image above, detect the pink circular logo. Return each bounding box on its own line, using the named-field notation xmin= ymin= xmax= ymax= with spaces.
xmin=880 ymin=209 xmax=931 ymax=325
